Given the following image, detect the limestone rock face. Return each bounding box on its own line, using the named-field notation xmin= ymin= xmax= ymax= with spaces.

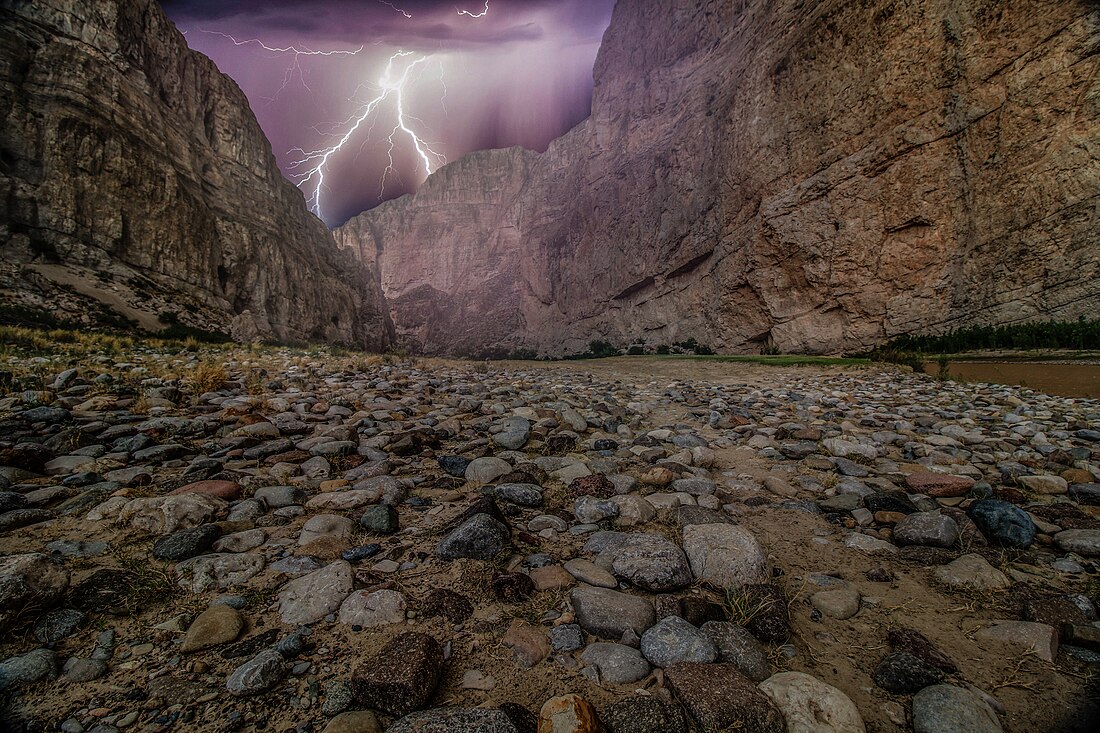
xmin=337 ymin=0 xmax=1100 ymax=356
xmin=0 ymin=0 xmax=391 ymax=348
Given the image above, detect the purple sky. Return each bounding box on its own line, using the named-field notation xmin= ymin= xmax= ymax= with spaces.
xmin=161 ymin=0 xmax=615 ymax=225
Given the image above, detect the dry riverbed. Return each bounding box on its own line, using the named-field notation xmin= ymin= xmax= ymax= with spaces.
xmin=1 ymin=342 xmax=1098 ymax=733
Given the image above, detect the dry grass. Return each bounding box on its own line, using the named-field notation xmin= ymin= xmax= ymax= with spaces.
xmin=188 ymin=359 xmax=229 ymax=393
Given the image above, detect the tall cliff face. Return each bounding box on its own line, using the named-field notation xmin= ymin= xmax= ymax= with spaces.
xmin=0 ymin=0 xmax=392 ymax=348
xmin=338 ymin=0 xmax=1100 ymax=356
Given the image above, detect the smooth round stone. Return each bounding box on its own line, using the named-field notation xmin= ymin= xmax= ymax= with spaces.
xmin=465 ymin=457 xmax=512 ymax=484
xmin=912 ymin=684 xmax=1003 ymax=733
xmin=180 ymin=604 xmax=244 ymax=653
xmin=570 ymin=586 xmax=655 ymax=640
xmin=254 ymin=485 xmax=300 ymax=508
xmin=1054 ymin=529 xmax=1100 ymax=558
xmin=322 ymin=711 xmax=382 ymax=733
xmin=580 ymin=643 xmax=651 ymax=684
xmin=529 ymin=515 xmax=569 ymax=533
xmin=0 ymin=649 xmax=57 ymax=690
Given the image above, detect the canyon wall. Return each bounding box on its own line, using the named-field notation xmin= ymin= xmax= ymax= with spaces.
xmin=0 ymin=0 xmax=392 ymax=348
xmin=339 ymin=0 xmax=1100 ymax=356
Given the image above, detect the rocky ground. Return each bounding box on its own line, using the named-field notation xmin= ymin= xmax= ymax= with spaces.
xmin=0 ymin=342 xmax=1098 ymax=733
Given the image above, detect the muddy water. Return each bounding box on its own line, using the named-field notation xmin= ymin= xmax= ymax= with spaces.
xmin=924 ymin=361 xmax=1100 ymax=399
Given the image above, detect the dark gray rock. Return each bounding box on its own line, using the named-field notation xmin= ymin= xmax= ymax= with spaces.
xmin=603 ymin=696 xmax=688 ymax=733
xmin=872 ymin=652 xmax=946 ymax=694
xmin=360 ymin=504 xmax=399 ymax=535
xmin=640 ymin=616 xmax=717 ymax=668
xmin=435 ymin=513 xmax=510 ymax=560
xmin=701 ymin=621 xmax=772 ymax=682
xmin=152 ymin=524 xmax=222 ymax=561
xmin=34 ymin=609 xmax=86 ymax=644
xmin=967 ymin=500 xmax=1036 ymax=548
xmin=482 ymin=483 xmax=543 ymax=507
xmin=0 ymin=648 xmax=57 ymax=690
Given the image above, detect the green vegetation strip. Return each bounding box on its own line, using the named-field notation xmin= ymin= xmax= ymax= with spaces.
xmin=652 ymin=354 xmax=870 ymax=366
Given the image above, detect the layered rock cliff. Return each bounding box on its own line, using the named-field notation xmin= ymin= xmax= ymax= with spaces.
xmin=338 ymin=0 xmax=1100 ymax=356
xmin=0 ymin=0 xmax=391 ymax=347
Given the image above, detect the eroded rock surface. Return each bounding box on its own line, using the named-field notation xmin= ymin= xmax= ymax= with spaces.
xmin=337 ymin=0 xmax=1100 ymax=356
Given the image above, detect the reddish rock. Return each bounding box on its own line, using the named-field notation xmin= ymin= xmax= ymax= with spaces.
xmin=352 ymin=633 xmax=443 ymax=716
xmin=904 ymin=473 xmax=975 ymax=497
xmin=665 ymin=663 xmax=785 ymax=732
xmin=170 ymin=480 xmax=242 ymax=500
xmin=503 ymin=619 xmax=550 ymax=669
xmin=538 ymin=694 xmax=603 ymax=733
xmin=569 ymin=474 xmax=617 ymax=499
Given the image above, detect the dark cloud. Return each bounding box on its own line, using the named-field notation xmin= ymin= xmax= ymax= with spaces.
xmin=159 ymin=0 xmax=613 ymax=224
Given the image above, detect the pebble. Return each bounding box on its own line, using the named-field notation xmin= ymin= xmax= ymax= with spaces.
xmin=538 ymin=694 xmax=601 ymax=733
xmin=180 ymin=603 xmax=243 ymax=647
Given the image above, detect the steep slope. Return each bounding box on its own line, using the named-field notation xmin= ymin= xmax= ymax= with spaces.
xmin=338 ymin=0 xmax=1100 ymax=356
xmin=0 ymin=0 xmax=392 ymax=348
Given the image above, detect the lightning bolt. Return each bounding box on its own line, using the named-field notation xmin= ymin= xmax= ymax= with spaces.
xmin=197 ymin=30 xmax=365 ymax=102
xmin=457 ymin=1 xmax=490 ymax=18
xmin=287 ymin=51 xmax=446 ymax=222
xmin=377 ymin=1 xmax=412 ymax=18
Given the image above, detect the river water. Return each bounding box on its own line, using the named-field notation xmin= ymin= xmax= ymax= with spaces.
xmin=924 ymin=361 xmax=1100 ymax=399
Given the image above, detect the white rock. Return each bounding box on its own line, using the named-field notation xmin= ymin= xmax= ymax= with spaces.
xmin=175 ymin=553 xmax=266 ymax=593
xmin=118 ymin=494 xmax=228 ymax=535
xmin=759 ymin=671 xmax=866 ymax=733
xmin=337 ymin=589 xmax=406 ymax=627
xmin=277 ymin=561 xmax=353 ymax=625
